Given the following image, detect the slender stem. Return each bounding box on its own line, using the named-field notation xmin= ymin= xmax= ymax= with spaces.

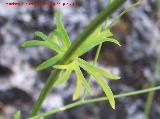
xmin=144 ymin=56 xmax=160 ymax=118
xmin=109 ymin=0 xmax=143 ymax=28
xmin=93 ymin=44 xmax=103 ymax=66
xmin=31 ymin=69 xmax=61 ymax=116
xmin=29 ymin=86 xmax=160 ymax=119
xmin=31 ymin=0 xmax=127 ymax=116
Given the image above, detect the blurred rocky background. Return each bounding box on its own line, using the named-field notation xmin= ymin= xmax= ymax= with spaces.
xmin=0 ymin=0 xmax=160 ymax=119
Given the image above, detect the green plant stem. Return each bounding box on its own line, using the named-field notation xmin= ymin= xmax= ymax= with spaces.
xmin=31 ymin=69 xmax=61 ymax=116
xmin=31 ymin=0 xmax=127 ymax=116
xmin=93 ymin=44 xmax=103 ymax=66
xmin=29 ymin=86 xmax=160 ymax=119
xmin=144 ymin=56 xmax=160 ymax=118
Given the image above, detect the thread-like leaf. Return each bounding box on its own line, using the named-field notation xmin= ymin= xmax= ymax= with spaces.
xmin=73 ymin=71 xmax=82 ymax=100
xmin=55 ymin=69 xmax=72 ymax=85
xmin=22 ymin=40 xmax=46 ymax=47
xmin=35 ymin=31 xmax=49 ymax=41
xmin=22 ymin=40 xmax=62 ymax=53
xmin=14 ymin=111 xmax=21 ymax=119
xmin=36 ymin=54 xmax=62 ymax=70
xmin=95 ymin=67 xmax=120 ymax=80
xmin=95 ymin=76 xmax=115 ymax=109
xmin=74 ymin=37 xmax=120 ymax=57
xmin=54 ymin=61 xmax=76 ymax=70
xmin=75 ymin=67 xmax=92 ymax=94
xmin=55 ymin=11 xmax=71 ymax=48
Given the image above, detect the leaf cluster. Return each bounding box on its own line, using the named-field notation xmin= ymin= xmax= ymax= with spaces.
xmin=22 ymin=11 xmax=121 ymax=109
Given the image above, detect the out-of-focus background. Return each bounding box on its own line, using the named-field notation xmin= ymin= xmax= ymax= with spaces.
xmin=0 ymin=0 xmax=160 ymax=119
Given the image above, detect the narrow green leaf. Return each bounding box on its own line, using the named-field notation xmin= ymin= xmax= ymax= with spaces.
xmin=21 ymin=40 xmax=63 ymax=53
xmin=54 ymin=61 xmax=76 ymax=70
xmin=35 ymin=31 xmax=49 ymax=41
xmin=95 ymin=77 xmax=115 ymax=109
xmin=95 ymin=67 xmax=120 ymax=80
xmin=75 ymin=67 xmax=92 ymax=94
xmin=54 ymin=65 xmax=69 ymax=69
xmin=104 ymin=38 xmax=121 ymax=46
xmin=14 ymin=111 xmax=21 ymax=119
xmin=73 ymin=72 xmax=82 ymax=100
xmin=74 ymin=37 xmax=120 ymax=57
xmin=21 ymin=40 xmax=47 ymax=47
xmin=36 ymin=54 xmax=62 ymax=70
xmin=35 ymin=31 xmax=62 ymax=53
xmin=23 ymin=31 xmax=63 ymax=53
xmin=55 ymin=69 xmax=72 ymax=85
xmin=55 ymin=11 xmax=71 ymax=48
